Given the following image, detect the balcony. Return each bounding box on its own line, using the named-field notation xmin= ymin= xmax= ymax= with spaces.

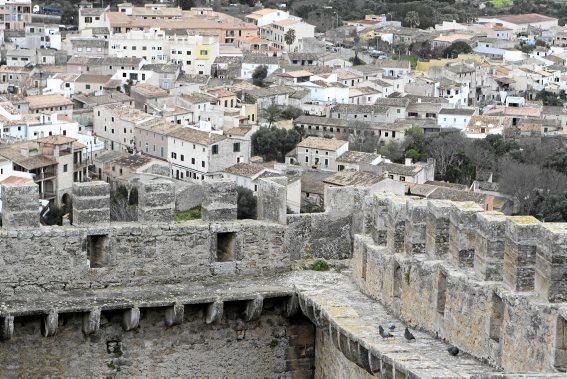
xmin=40 ymin=191 xmax=56 ymax=200
xmin=74 ymin=161 xmax=87 ymax=171
xmin=35 ymin=171 xmax=56 ymax=181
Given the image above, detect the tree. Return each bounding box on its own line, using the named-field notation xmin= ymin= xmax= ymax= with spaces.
xmin=535 ymin=89 xmax=564 ymax=106
xmin=237 ymin=186 xmax=257 ymax=219
xmin=404 ymin=11 xmax=420 ymax=28
xmin=402 ymin=126 xmax=425 ymax=155
xmin=377 ymin=140 xmax=404 ymax=163
xmin=251 ymin=127 xmax=302 ymax=162
xmin=422 ymin=130 xmax=467 ymax=180
xmin=280 ymin=106 xmax=303 ymax=120
xmin=348 ymin=121 xmax=380 ymax=152
xmin=444 ymin=152 xmax=476 ymax=184
xmin=284 ymin=28 xmax=296 ymax=51
xmin=443 ymin=41 xmax=472 ymax=58
xmin=252 ymin=65 xmax=268 ymax=87
xmin=544 ymin=149 xmax=567 ymax=175
xmin=178 ymin=0 xmax=194 ymax=10
xmin=123 ymin=79 xmax=134 ymax=96
xmin=262 ymin=103 xmax=281 ymax=127
xmin=110 ymin=185 xmax=138 ymax=221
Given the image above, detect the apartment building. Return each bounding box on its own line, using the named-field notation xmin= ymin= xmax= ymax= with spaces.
xmin=0 ymin=0 xmax=32 ymax=30
xmin=93 ymin=103 xmax=156 ymax=152
xmin=25 ymin=94 xmax=74 ymax=118
xmin=134 ymin=118 xmax=180 ymax=160
xmin=109 ymin=29 xmax=220 ymax=75
xmin=167 ymin=127 xmax=249 ymax=182
xmin=291 ymin=136 xmax=349 ymax=172
xmin=0 ymin=135 xmax=86 ymax=204
xmin=259 ymin=19 xmax=315 ymax=51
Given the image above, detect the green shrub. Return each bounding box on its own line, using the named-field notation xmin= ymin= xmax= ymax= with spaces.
xmin=304 ymin=259 xmax=329 ymax=271
xmin=175 ymin=207 xmax=201 ymax=221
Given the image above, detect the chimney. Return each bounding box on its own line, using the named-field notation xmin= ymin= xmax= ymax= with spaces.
xmin=405 ymin=157 xmax=412 ymax=166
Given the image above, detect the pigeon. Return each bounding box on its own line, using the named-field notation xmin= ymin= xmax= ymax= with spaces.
xmin=448 ymin=346 xmax=460 ymax=356
xmin=388 ymin=323 xmax=396 ymax=331
xmin=404 ymin=327 xmax=415 ymax=341
xmin=379 ymin=325 xmax=393 ymax=338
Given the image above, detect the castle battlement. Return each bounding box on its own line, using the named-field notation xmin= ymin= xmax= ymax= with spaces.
xmin=0 ymin=180 xmax=565 ymax=377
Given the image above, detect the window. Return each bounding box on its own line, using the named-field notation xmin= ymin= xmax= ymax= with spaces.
xmin=200 ymin=50 xmax=208 ymax=55
xmin=437 ymin=271 xmax=447 ymax=315
xmin=555 ymin=316 xmax=567 ymax=371
xmin=393 ymin=263 xmax=402 ymax=298
xmin=63 ymin=164 xmax=68 ymax=172
xmin=216 ymin=232 xmax=236 ymax=262
xmin=171 ymin=152 xmax=177 ymax=159
xmin=85 ymin=16 xmax=93 ymax=23
xmin=233 ymin=143 xmax=240 ymax=152
xmin=85 ymin=84 xmax=91 ymax=90
xmin=489 ymin=293 xmax=504 ymax=342
xmin=191 ymin=158 xmax=195 ymax=164
xmin=180 ymin=154 xmax=184 ymax=161
xmin=86 ymin=234 xmax=109 ymax=268
xmin=305 ymin=156 xmax=309 ymax=163
xmin=201 ymin=161 xmax=205 ymax=168
xmin=212 ymin=145 xmax=219 ymax=154
xmin=400 ymin=176 xmax=406 ymax=182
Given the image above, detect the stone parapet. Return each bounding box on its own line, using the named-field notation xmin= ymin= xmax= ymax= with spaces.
xmin=202 ymin=179 xmax=237 ymax=222
xmin=503 ymin=216 xmax=541 ymax=292
xmin=448 ymin=202 xmax=484 ymax=268
xmin=137 ymin=179 xmax=175 ymax=223
xmin=475 ymin=211 xmax=507 ymax=281
xmin=535 ymin=223 xmax=567 ymax=303
xmin=425 ymin=200 xmax=453 ymax=259
xmin=257 ymin=177 xmax=287 ymax=225
xmin=72 ymin=181 xmax=110 ymax=226
xmin=1 ymin=182 xmax=39 ymax=228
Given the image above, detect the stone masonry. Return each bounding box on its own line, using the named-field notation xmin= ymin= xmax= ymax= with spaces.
xmin=0 ymin=181 xmax=566 ymax=377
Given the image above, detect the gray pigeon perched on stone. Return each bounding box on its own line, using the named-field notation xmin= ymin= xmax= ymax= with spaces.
xmin=404 ymin=327 xmax=415 ymax=341
xmin=379 ymin=325 xmax=393 ymax=338
xmin=389 ymin=323 xmax=396 ymax=331
xmin=448 ymin=346 xmax=460 ymax=356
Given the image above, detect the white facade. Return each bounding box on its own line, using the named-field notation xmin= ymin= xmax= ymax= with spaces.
xmin=109 ymin=29 xmax=220 ymax=75
xmin=437 ymin=112 xmax=474 ymax=130
xmin=260 ymin=20 xmax=315 ymax=51
xmin=167 ymin=131 xmax=250 ymax=182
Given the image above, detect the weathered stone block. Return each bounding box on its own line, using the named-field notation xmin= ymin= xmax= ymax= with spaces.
xmin=83 ymin=308 xmax=101 ymax=335
xmin=404 ymin=199 xmax=427 ymax=255
xmin=257 ymin=177 xmax=287 ymax=224
xmin=385 ymin=197 xmax=407 ymax=255
xmin=366 ymin=195 xmax=390 ymax=246
xmin=425 ymin=200 xmax=452 ymax=259
xmin=206 ymin=301 xmax=223 ymax=324
xmin=535 ymin=223 xmax=567 ymax=302
xmin=72 ymin=181 xmax=110 ymax=226
xmin=503 ymin=216 xmax=542 ymax=292
xmin=448 ymin=202 xmax=483 ymax=268
xmin=202 ymin=179 xmax=237 ymax=222
xmin=42 ymin=311 xmax=58 ymax=337
xmin=165 ymin=303 xmax=184 ymax=326
xmin=1 ymin=182 xmax=39 ymax=228
xmin=122 ymin=306 xmax=140 ymax=331
xmin=137 ymin=179 xmax=175 ymax=223
xmin=475 ymin=211 xmax=507 ymax=281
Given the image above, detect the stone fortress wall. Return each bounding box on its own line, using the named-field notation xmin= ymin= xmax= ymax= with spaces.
xmin=350 ymin=195 xmax=567 ymax=373
xmin=0 ymin=176 xmax=565 ymax=377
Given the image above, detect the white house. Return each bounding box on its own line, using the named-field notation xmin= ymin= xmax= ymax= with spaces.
xmin=167 ymin=127 xmax=250 ymax=182
xmin=292 ymin=136 xmax=349 ymax=172
xmin=259 ymin=19 xmax=315 ymax=52
xmin=437 ymin=108 xmax=477 ymax=130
